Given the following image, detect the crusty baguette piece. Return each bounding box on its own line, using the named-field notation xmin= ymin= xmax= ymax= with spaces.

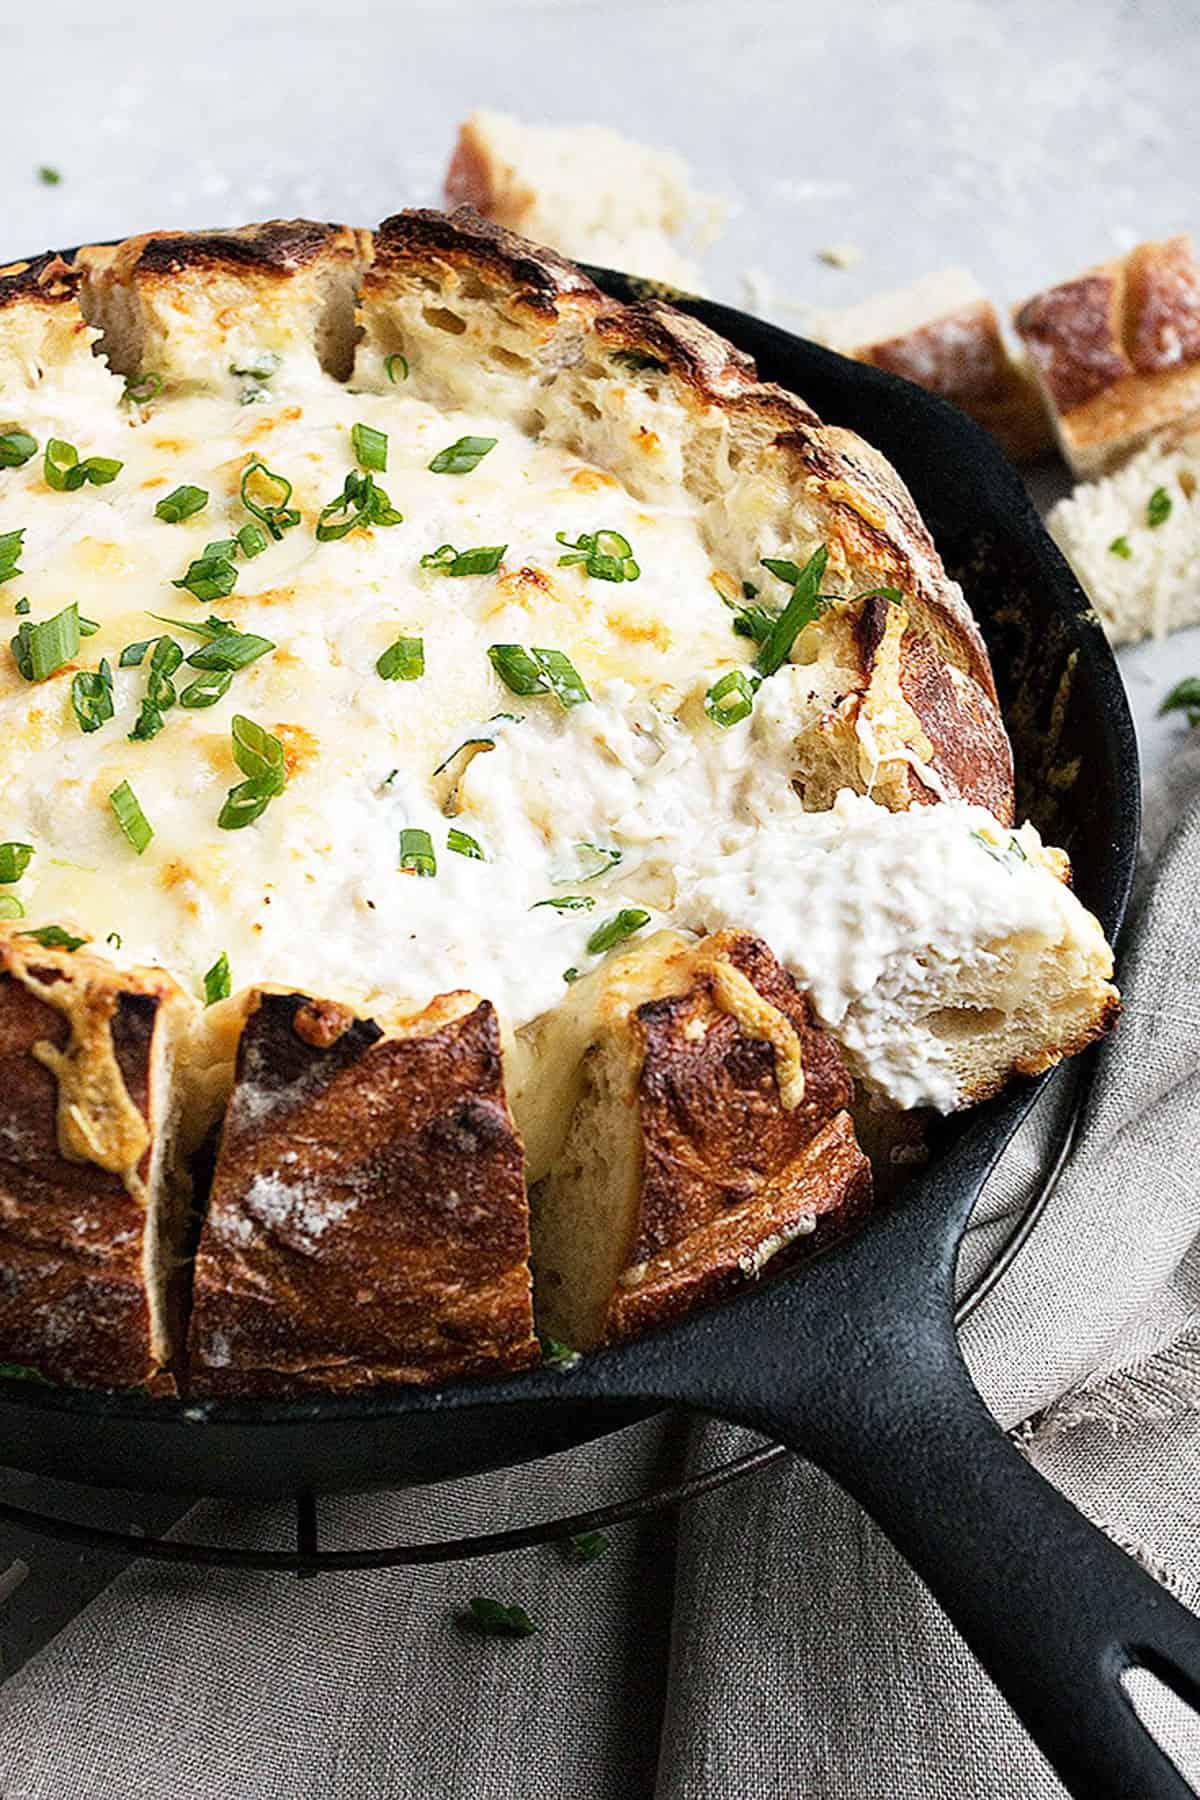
xmin=0 ymin=929 xmax=194 ymax=1388
xmin=1013 ymin=236 xmax=1200 ymax=477
xmin=1047 ymin=423 xmax=1200 ymax=644
xmin=444 ymin=110 xmax=722 ymax=291
xmin=76 ymin=220 xmax=372 ymax=394
xmin=524 ymin=929 xmax=871 ymax=1348
xmin=187 ymin=988 xmax=537 ymax=1395
xmin=0 ymin=251 xmax=121 ymax=401
xmin=815 ymin=268 xmax=1051 ymax=463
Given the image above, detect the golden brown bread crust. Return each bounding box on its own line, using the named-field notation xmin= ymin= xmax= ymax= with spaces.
xmin=187 ymin=990 xmax=537 ymax=1396
xmin=1014 ymin=238 xmax=1200 ymax=474
xmin=0 ymin=940 xmax=178 ymax=1389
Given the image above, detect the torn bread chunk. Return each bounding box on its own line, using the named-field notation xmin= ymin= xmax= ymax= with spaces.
xmin=0 ymin=251 xmax=120 ymax=401
xmin=1047 ymin=424 xmax=1200 ymax=644
xmin=187 ymin=988 xmax=537 ymax=1395
xmin=444 ymin=110 xmax=723 ymax=291
xmin=1013 ymin=236 xmax=1200 ymax=477
xmin=816 ymin=268 xmax=1051 ymax=462
xmin=0 ymin=930 xmax=195 ymax=1388
xmin=526 ymin=929 xmax=871 ymax=1349
xmin=76 ymin=220 xmax=372 ymax=397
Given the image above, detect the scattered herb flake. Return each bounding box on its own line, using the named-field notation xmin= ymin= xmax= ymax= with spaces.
xmin=428 ymin=435 xmax=497 ymax=475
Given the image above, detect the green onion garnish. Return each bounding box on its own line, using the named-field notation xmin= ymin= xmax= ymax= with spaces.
xmin=564 ymin=843 xmax=622 ymax=883
xmin=532 ymin=647 xmax=590 ymax=708
xmin=351 ymin=422 xmax=388 ymax=472
xmin=236 ymin=522 xmax=268 ymax=559
xmin=13 ymin=598 xmax=28 ymax=615
xmin=384 ymin=353 xmax=408 ymax=383
xmin=586 ymin=908 xmax=651 ymax=955
xmin=0 ymin=529 xmax=24 ymax=585
xmin=0 ymin=430 xmax=37 ymax=468
xmin=315 ymin=470 xmax=403 ymax=541
xmin=1147 ymin=487 xmax=1173 ymax=528
xmin=532 ymin=895 xmax=595 ymax=912
xmin=420 ymin=543 xmax=506 ymax=576
xmin=756 ymin=546 xmax=829 ymax=676
xmin=447 ymin=827 xmax=484 ymax=860
xmin=119 ymin=640 xmax=153 ymax=668
xmin=1160 ymin=676 xmax=1200 ymax=727
xmin=555 ymin=528 xmax=640 ymax=583
xmin=457 ymin=1597 xmax=536 ymax=1639
xmin=488 ymin=644 xmax=545 ymax=695
xmin=179 ymin=667 xmax=233 ymax=709
xmin=377 ymin=636 xmax=425 ymax=681
xmin=172 ymin=545 xmax=238 ymax=604
xmin=123 ymin=372 xmax=163 ymax=405
xmin=240 ymin=460 xmax=301 ymax=540
xmin=217 ymin=714 xmax=288 ymax=830
xmin=20 ymin=924 xmax=86 ymax=952
xmin=704 ymin=668 xmax=758 ymax=728
xmin=129 ymin=636 xmax=183 ymax=741
xmin=969 ymin=829 xmax=1029 ymax=870
xmin=428 ymin=435 xmax=497 ymax=475
xmin=155 ymin=484 xmax=209 ymax=524
xmin=0 ymin=896 xmax=23 ymax=920
xmin=71 ymin=659 xmax=115 ymax=734
xmin=43 ymin=438 xmax=122 ymax=491
xmin=109 ymin=780 xmax=153 ymax=855
xmin=487 ymin=644 xmax=590 ymax=707
xmin=185 ymin=629 xmax=274 ymax=672
xmin=562 ymin=1530 xmax=609 ymax=1565
xmin=230 ymin=351 xmax=281 ymax=381
xmin=145 ymin=613 xmax=234 ymax=640
xmin=10 ymin=603 xmax=81 ymax=682
xmin=0 ymin=842 xmax=33 ymax=883
xmin=37 ymin=165 xmax=61 ymax=186
xmin=1109 ymin=535 xmax=1133 ymax=559
xmin=203 ymin=952 xmax=231 ymax=1005
xmin=399 ymin=827 xmax=437 ymax=876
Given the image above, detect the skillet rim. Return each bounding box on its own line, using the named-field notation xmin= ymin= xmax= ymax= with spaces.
xmin=0 ymin=261 xmax=1141 ymax=1436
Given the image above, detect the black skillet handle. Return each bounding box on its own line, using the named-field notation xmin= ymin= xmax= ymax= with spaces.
xmin=686 ymin=1280 xmax=1200 ymax=1800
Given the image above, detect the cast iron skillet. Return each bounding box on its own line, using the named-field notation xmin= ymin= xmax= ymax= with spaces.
xmin=2 ymin=274 xmax=1198 ymax=1798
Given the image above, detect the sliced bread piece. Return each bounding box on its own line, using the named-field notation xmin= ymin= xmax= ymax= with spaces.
xmin=525 ymin=929 xmax=871 ymax=1349
xmin=187 ymin=987 xmax=537 ymax=1395
xmin=0 ymin=929 xmax=195 ymax=1388
xmin=444 ymin=110 xmax=723 ymax=291
xmin=0 ymin=251 xmax=120 ymax=402
xmin=1013 ymin=236 xmax=1200 ymax=477
xmin=816 ymin=268 xmax=1051 ymax=462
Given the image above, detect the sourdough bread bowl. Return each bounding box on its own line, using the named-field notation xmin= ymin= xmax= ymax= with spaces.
xmin=0 ymin=210 xmax=1118 ymax=1394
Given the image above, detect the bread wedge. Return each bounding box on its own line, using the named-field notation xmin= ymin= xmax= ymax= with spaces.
xmin=1013 ymin=236 xmax=1200 ymax=477
xmin=187 ymin=987 xmax=537 ymax=1395
xmin=524 ymin=929 xmax=871 ymax=1349
xmin=0 ymin=929 xmax=194 ymax=1388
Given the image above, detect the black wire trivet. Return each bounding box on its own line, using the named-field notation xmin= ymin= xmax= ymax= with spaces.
xmin=0 ymin=1081 xmax=1082 ymax=1577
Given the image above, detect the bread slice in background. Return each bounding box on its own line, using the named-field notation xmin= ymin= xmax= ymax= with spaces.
xmin=444 ymin=110 xmax=724 ymax=290
xmin=0 ymin=929 xmax=195 ymax=1389
xmin=1014 ymin=235 xmax=1200 ymax=477
xmin=814 ymin=267 xmax=1051 ymax=462
xmin=524 ymin=929 xmax=871 ymax=1350
xmin=1048 ymin=424 xmax=1200 ymax=644
xmin=187 ymin=988 xmax=537 ymax=1396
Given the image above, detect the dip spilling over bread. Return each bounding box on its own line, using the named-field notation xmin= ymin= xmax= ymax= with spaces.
xmin=0 ymin=211 xmax=1118 ymax=1393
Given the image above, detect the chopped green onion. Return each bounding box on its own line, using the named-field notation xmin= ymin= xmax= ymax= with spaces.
xmin=420 ymin=542 xmax=506 ymax=577
xmin=377 ymin=636 xmax=424 ymax=681
xmin=37 ymin=165 xmax=61 ymax=186
xmin=172 ymin=547 xmax=238 ymax=603
xmin=1147 ymin=487 xmax=1173 ymax=528
xmin=71 ymin=659 xmax=115 ymax=734
xmin=10 ymin=603 xmax=80 ymax=681
xmin=229 ymin=351 xmax=281 ymax=381
xmin=109 ymin=780 xmax=153 ymax=855
xmin=447 ymin=827 xmax=484 ymax=860
xmin=586 ymin=908 xmax=651 ymax=956
xmin=119 ymin=640 xmax=153 ymax=668
xmin=0 ymin=529 xmax=24 ymax=584
xmin=123 ymin=372 xmax=163 ymax=405
xmin=562 ymin=967 xmax=580 ymax=983
xmin=315 ymin=469 xmax=403 ymax=541
xmin=0 ymin=842 xmax=33 ymax=883
xmin=531 ymin=647 xmax=590 ymax=708
xmin=351 ymin=422 xmax=388 ymax=472
xmin=756 ymin=546 xmax=828 ymax=676
xmin=0 ymin=430 xmax=37 ymax=468
xmin=20 ymin=924 xmax=86 ymax=951
xmin=13 ymin=597 xmax=29 ymax=615
xmin=705 ymin=668 xmax=758 ymax=728
xmin=532 ymin=895 xmax=595 ymax=912
xmin=457 ymin=1597 xmax=536 ymax=1639
xmin=43 ymin=438 xmax=122 ymax=491
xmin=129 ymin=636 xmax=183 ymax=741
xmin=428 ymin=435 xmax=497 ymax=475
xmin=1160 ymin=676 xmax=1200 ymax=727
xmin=145 ymin=612 xmax=234 ymax=640
xmin=0 ymin=896 xmax=24 ymax=920
xmin=78 ymin=615 xmax=100 ymax=638
xmin=217 ymin=715 xmax=287 ymax=830
xmin=562 ymin=1531 xmax=609 ymax=1565
xmin=186 ymin=630 xmax=274 ymax=672
xmin=240 ymin=460 xmax=301 ymax=540
xmin=539 ymin=1334 xmax=581 ymax=1365
xmin=384 ymin=352 xmax=408 ymax=383
xmin=555 ymin=528 xmax=640 ymax=583
xmin=106 ymin=932 xmax=122 ymax=948
xmin=399 ymin=826 xmax=436 ymax=876
xmin=432 ymin=734 xmax=496 ymax=780
xmin=179 ymin=668 xmax=233 ymax=708
xmin=203 ymin=952 xmax=231 ymax=1005
xmin=565 ymin=843 xmax=622 ymax=883
xmin=236 ymin=522 xmax=268 ymax=559
xmin=488 ymin=643 xmax=546 ymax=696
xmin=970 ymin=829 xmax=1028 ymax=871
xmin=155 ymin=484 xmax=209 ymax=524
xmin=1109 ymin=535 xmax=1133 ymax=559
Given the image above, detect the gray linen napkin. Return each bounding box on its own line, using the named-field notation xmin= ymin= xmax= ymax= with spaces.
xmin=2 ymin=750 xmax=1199 ymax=1800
